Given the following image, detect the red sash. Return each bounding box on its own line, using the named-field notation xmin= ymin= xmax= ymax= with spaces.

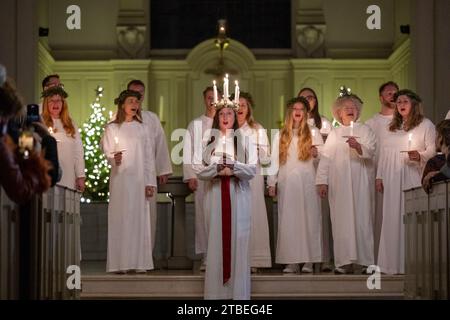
xmin=220 ymin=176 xmax=231 ymax=284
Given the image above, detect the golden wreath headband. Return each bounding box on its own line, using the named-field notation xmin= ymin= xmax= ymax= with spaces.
xmin=212 ymin=74 xmax=240 ymax=111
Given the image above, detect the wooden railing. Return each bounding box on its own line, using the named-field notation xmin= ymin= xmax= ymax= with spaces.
xmin=0 ymin=186 xmax=81 ymax=300
xmin=404 ymin=181 xmax=450 ymax=299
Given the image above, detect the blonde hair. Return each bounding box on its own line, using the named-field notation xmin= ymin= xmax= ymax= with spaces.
xmin=42 ymin=94 xmax=76 ymax=137
xmin=332 ymin=95 xmax=363 ymax=124
xmin=279 ymin=97 xmax=312 ymax=165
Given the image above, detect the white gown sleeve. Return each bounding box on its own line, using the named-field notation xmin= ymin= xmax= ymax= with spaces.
xmin=143 ymin=127 xmax=157 ymax=187
xmin=267 ymin=132 xmax=280 ymax=187
xmin=418 ymin=119 xmax=436 ymax=166
xmin=357 ymin=125 xmax=376 ymax=160
xmin=150 ymin=113 xmax=173 ymax=176
xmin=233 ymin=162 xmax=256 ymax=181
xmin=257 ymin=127 xmax=271 ymax=166
xmin=73 ymin=124 xmax=86 ymax=178
xmin=101 ymin=124 xmax=116 ymax=166
xmin=197 ymin=162 xmax=218 ymax=181
xmin=182 ymin=121 xmax=197 ymax=182
xmin=316 ymin=130 xmax=336 ymax=185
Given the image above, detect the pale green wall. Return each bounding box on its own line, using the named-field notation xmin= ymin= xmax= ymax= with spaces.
xmin=37 ymin=38 xmax=411 ymax=176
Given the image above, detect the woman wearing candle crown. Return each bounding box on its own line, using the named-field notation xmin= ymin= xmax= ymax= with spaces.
xmin=315 ymin=89 xmax=376 ymax=274
xmin=101 ymin=90 xmax=157 ymax=274
xmin=196 ymin=101 xmax=256 ymax=300
xmin=376 ymin=89 xmax=436 ymax=274
xmin=231 ymin=91 xmax=272 ymax=274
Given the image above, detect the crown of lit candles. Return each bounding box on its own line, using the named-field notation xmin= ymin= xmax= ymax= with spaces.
xmin=212 ymin=74 xmax=240 ymax=111
xmin=339 ymin=85 xmax=352 ymax=97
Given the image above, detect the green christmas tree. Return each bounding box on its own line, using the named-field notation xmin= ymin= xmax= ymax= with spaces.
xmin=80 ymin=86 xmax=111 ymax=202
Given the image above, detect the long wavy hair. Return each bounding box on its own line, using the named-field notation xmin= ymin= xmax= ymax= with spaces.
xmin=279 ymin=97 xmax=312 ymax=165
xmin=42 ymin=93 xmax=76 ymax=138
xmin=231 ymin=91 xmax=258 ymax=129
xmin=389 ymin=89 xmax=424 ymax=132
xmin=298 ymin=87 xmax=322 ymax=129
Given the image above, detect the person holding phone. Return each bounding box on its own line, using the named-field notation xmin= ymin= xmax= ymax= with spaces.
xmin=41 ymin=86 xmax=85 ymax=192
xmin=0 ymin=65 xmax=51 ymax=203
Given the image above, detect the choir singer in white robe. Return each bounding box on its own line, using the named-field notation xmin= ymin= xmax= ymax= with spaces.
xmin=183 ymin=87 xmax=216 ymax=270
xmin=376 ymin=89 xmax=436 ymax=274
xmin=316 ymin=90 xmax=376 ymax=274
xmin=268 ymin=96 xmax=324 ymax=273
xmin=127 ymin=80 xmax=172 ymax=252
xmin=197 ymin=105 xmax=256 ymax=300
xmin=233 ymin=91 xmax=272 ymax=273
xmin=41 ymin=86 xmax=85 ymax=192
xmin=298 ymin=87 xmax=333 ymax=273
xmin=365 ymin=81 xmax=398 ymax=262
xmin=102 ymin=90 xmax=157 ymax=273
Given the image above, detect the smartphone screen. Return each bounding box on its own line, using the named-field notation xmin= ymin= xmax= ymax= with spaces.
xmin=26 ymin=104 xmax=40 ymax=124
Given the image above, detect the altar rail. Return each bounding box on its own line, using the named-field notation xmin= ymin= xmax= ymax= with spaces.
xmin=404 ymin=181 xmax=450 ymax=299
xmin=0 ymin=186 xmax=81 ymax=299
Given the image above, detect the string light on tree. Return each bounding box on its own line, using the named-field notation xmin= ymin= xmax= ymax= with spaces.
xmin=80 ymin=85 xmax=111 ymax=202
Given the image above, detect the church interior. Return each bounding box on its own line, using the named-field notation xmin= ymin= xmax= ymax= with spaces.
xmin=1 ymin=0 xmax=450 ymax=300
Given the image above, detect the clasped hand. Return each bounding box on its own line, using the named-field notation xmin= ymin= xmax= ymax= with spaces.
xmin=346 ymin=137 xmax=362 ymax=155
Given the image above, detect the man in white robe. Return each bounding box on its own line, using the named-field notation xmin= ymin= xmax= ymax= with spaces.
xmin=365 ymin=81 xmax=398 ymax=262
xmin=182 ymin=87 xmax=216 ymax=270
xmin=127 ymin=80 xmax=173 ymax=251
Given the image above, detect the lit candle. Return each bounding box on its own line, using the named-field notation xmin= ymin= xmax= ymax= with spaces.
xmin=48 ymin=127 xmax=54 ymax=135
xmin=234 ymin=80 xmax=239 ymax=103
xmin=312 ymin=128 xmax=316 ymax=137
xmin=408 ymin=133 xmax=413 ymax=150
xmin=159 ymin=96 xmax=164 ymax=122
xmin=350 ymin=121 xmax=354 ymax=136
xmin=223 ymin=74 xmax=229 ymax=100
xmin=109 ymin=111 xmax=113 ymax=120
xmin=213 ymin=80 xmax=218 ymax=103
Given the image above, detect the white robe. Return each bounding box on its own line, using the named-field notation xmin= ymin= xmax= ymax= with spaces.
xmin=198 ymin=137 xmax=256 ymax=300
xmin=316 ymin=122 xmax=376 ymax=268
xmin=308 ymin=116 xmax=333 ymax=263
xmin=376 ymin=118 xmax=436 ymax=274
xmin=183 ymin=114 xmax=214 ymax=255
xmin=268 ymin=130 xmax=323 ymax=264
xmin=365 ymin=113 xmax=393 ymax=261
xmin=50 ymin=118 xmax=85 ymax=190
xmin=238 ymin=122 xmax=272 ymax=268
xmin=142 ymin=110 xmax=172 ymax=250
xmin=101 ymin=121 xmax=156 ymax=272
xmin=307 ymin=116 xmax=333 ymax=137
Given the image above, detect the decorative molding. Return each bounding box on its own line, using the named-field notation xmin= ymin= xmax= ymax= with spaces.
xmin=186 ymin=38 xmax=256 ymax=76
xmin=296 ymin=24 xmax=326 ymax=58
xmin=117 ymin=25 xmax=146 ymax=59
